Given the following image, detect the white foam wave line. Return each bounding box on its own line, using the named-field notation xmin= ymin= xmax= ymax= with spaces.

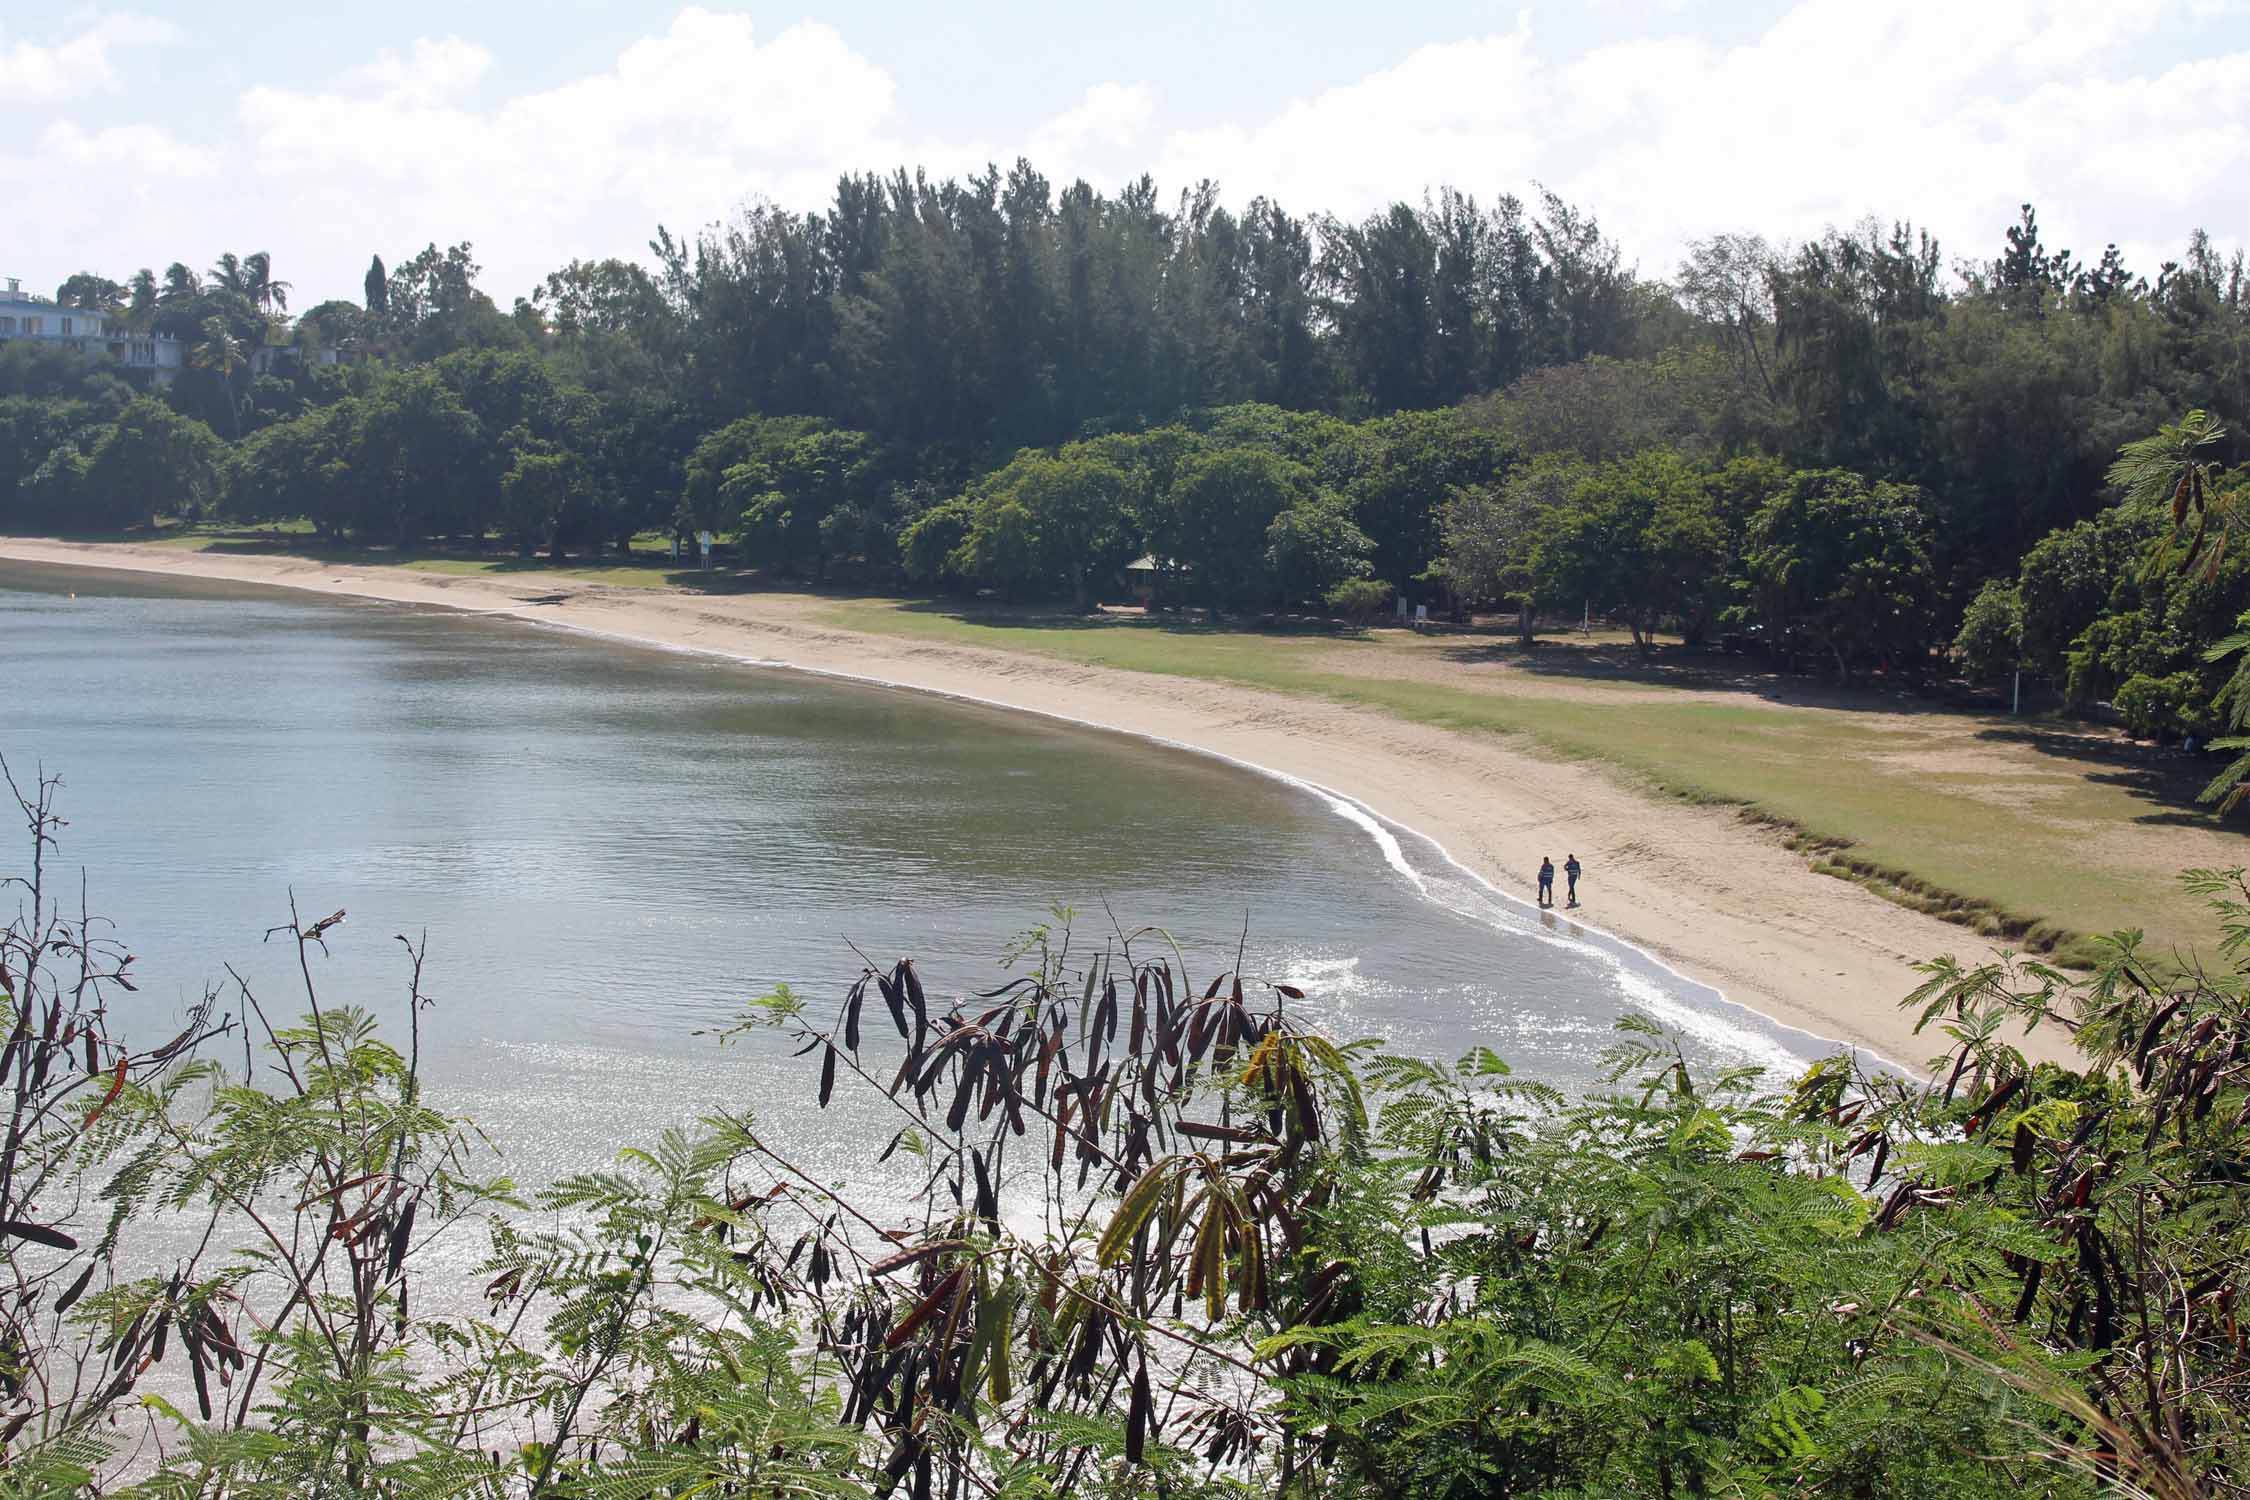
xmin=1329 ymin=828 xmax=1808 ymax=1073
xmin=6 ymin=553 xmax=1908 ymax=1076
xmin=508 ymin=611 xmax=1913 ymax=1077
xmin=1302 ymin=788 xmax=1912 ymax=1076
xmin=1315 ymin=792 xmax=1428 ymax=896
xmin=1610 ymin=963 xmax=1803 ymax=1075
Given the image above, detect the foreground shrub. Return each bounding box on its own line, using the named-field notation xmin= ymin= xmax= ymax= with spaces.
xmin=0 ymin=764 xmax=2242 ymax=1496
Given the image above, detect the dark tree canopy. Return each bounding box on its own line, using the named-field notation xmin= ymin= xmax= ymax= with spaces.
xmin=5 ymin=173 xmax=2249 ymax=734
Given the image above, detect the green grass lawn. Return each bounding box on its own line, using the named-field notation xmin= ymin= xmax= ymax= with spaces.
xmin=824 ymin=600 xmax=2233 ymax=964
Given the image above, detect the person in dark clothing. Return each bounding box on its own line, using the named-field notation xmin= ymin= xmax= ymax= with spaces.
xmin=1537 ymin=857 xmax=1555 ymax=908
xmin=1564 ymin=854 xmax=1582 ymax=907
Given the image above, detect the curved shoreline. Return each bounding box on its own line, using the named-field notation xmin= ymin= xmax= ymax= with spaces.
xmin=531 ymin=610 xmax=1904 ymax=1074
xmin=0 ymin=537 xmax=2056 ymax=1071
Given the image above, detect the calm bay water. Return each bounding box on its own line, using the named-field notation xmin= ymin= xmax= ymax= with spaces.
xmin=0 ymin=561 xmax=1833 ymax=1196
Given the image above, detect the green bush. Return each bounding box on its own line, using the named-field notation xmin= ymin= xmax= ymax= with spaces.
xmin=1324 ymin=575 xmax=1394 ymax=623
xmin=2115 ymin=669 xmax=2213 ymax=739
xmin=1953 ymin=578 xmax=2024 ymax=682
xmin=898 ymin=493 xmax=975 ymax=585
xmin=1266 ymin=489 xmax=1373 ymax=606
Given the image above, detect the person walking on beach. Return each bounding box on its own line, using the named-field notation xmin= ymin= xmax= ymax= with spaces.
xmin=1537 ymin=856 xmax=1555 ymax=909
xmin=1564 ymin=854 xmax=1582 ymax=908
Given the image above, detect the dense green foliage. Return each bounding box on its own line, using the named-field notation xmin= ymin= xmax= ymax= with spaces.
xmin=1955 ymin=579 xmax=2028 ymax=684
xmin=1520 ymin=448 xmax=1723 ymax=655
xmin=8 ymin=189 xmax=2250 ymax=719
xmin=1738 ymin=469 xmax=1942 ymax=681
xmin=3 ymin=765 xmax=2247 ymax=1496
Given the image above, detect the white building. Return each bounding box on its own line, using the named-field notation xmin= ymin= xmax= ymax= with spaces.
xmin=0 ymin=277 xmax=184 ymax=386
xmin=250 ymin=341 xmax=340 ymax=376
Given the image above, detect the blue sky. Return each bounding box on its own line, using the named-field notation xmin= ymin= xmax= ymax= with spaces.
xmin=5 ymin=1 xmax=2248 ymax=309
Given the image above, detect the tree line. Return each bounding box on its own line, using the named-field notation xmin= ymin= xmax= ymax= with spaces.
xmin=5 ymin=178 xmax=2250 ymax=740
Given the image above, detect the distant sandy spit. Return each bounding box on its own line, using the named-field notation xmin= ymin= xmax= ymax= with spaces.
xmin=0 ymin=536 xmax=2063 ymax=1071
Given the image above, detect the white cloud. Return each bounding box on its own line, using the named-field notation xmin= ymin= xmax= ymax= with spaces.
xmin=1533 ymin=0 xmax=2250 ymax=276
xmin=39 ymin=121 xmax=218 ymax=178
xmin=0 ymin=12 xmax=178 ymax=102
xmin=1152 ymin=24 xmax=1549 ymax=212
xmin=229 ymin=6 xmax=910 ymax=297
xmin=1030 ymin=83 xmax=1157 ymax=165
xmin=0 ymin=122 xmax=215 ymax=265
xmin=354 ymin=37 xmax=494 ymax=105
xmin=1136 ymin=0 xmax=2250 ymax=279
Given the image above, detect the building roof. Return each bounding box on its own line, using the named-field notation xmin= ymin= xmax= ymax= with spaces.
xmin=2 ymin=280 xmax=102 ymax=320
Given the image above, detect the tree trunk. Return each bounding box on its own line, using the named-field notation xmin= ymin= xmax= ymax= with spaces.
xmin=1517 ymin=601 xmax=1536 ymax=648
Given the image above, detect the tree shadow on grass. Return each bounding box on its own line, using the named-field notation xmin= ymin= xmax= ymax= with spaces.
xmin=180 ymin=534 xmax=782 ymax=595
xmin=1973 ymin=724 xmax=2230 ymax=828
xmin=55 ymin=525 xmax=1393 ymax=634
xmin=193 ymin=536 xmax=444 ymax=565
xmin=887 ymin=597 xmax=1378 ymax=641
xmin=1438 ymin=634 xmax=2016 ymax=718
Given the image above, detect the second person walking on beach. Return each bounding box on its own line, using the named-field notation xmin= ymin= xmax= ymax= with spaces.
xmin=1537 ymin=856 xmax=1555 ymax=908
xmin=1564 ymin=854 xmax=1582 ymax=907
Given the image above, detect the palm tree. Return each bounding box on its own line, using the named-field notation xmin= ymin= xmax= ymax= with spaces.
xmin=207 ymin=253 xmax=249 ymax=296
xmin=52 ymin=273 xmax=126 ymax=319
xmin=127 ymin=268 xmax=158 ymax=332
xmin=2109 ymin=410 xmax=2236 ymax=581
xmin=192 ymin=316 xmax=247 ymax=437
xmin=2097 ymin=410 xmax=2250 ymax=811
xmin=244 ymin=251 xmax=292 ymax=315
xmin=159 ymin=263 xmax=199 ymax=305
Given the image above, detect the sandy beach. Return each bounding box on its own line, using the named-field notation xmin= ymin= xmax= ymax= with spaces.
xmin=0 ymin=536 xmax=2062 ymax=1070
